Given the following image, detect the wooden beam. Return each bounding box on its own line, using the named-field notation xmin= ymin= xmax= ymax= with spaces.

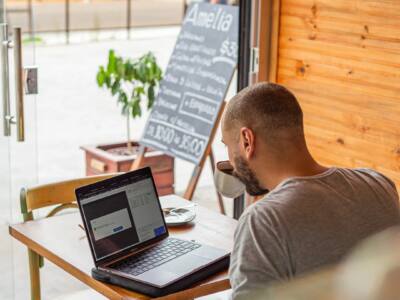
xmin=269 ymin=0 xmax=281 ymax=83
xmin=258 ymin=0 xmax=281 ymax=83
xmin=209 ymin=149 xmax=226 ymax=215
xmin=183 ymin=102 xmax=227 ymax=200
xmin=258 ymin=0 xmax=270 ymax=82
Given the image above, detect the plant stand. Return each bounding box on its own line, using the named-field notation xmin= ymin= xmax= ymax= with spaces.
xmin=80 ymin=141 xmax=174 ymax=196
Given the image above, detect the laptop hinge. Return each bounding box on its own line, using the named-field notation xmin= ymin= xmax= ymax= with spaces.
xmin=100 ymin=239 xmax=165 ymax=268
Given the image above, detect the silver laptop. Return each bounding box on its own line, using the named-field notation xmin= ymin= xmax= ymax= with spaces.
xmin=75 ymin=167 xmax=229 ymax=289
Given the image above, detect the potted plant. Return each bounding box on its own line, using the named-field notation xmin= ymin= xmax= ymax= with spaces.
xmin=80 ymin=50 xmax=174 ymax=196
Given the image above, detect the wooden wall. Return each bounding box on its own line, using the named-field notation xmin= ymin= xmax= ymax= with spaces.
xmin=275 ymin=0 xmax=400 ymax=186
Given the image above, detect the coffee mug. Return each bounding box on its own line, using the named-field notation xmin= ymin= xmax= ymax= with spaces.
xmin=214 ymin=160 xmax=246 ymax=198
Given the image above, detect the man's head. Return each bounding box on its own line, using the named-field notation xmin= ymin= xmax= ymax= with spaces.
xmin=221 ymin=82 xmax=307 ymax=195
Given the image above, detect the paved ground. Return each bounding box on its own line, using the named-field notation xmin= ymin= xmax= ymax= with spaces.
xmin=1 ymin=26 xmax=236 ymax=299
xmin=33 ymin=26 xmax=235 ymax=192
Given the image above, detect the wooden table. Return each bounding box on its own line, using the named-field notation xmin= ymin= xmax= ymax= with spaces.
xmin=9 ymin=195 xmax=237 ymax=299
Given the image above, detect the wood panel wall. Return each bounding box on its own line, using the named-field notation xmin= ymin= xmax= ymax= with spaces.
xmin=275 ymin=0 xmax=400 ymax=186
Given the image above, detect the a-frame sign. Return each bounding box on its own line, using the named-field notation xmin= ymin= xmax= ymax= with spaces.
xmin=131 ymin=3 xmax=239 ymax=214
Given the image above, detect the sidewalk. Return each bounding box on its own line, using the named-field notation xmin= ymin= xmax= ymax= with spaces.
xmin=33 ymin=26 xmax=235 ymax=195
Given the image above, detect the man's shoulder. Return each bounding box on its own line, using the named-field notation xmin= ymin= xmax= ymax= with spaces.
xmin=241 ymin=167 xmax=398 ymax=221
xmin=339 ymin=167 xmax=397 ymax=194
xmin=239 ymin=190 xmax=293 ymax=227
xmin=351 ymin=168 xmax=396 ymax=185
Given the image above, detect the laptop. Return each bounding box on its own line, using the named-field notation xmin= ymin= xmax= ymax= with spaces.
xmin=75 ymin=167 xmax=230 ymax=297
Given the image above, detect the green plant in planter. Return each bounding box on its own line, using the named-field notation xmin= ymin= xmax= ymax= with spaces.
xmin=96 ymin=49 xmax=162 ymax=154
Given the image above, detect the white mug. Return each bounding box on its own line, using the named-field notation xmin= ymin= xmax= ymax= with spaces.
xmin=214 ymin=160 xmax=245 ymax=198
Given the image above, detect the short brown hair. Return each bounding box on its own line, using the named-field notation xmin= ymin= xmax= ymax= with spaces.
xmin=223 ymin=82 xmax=304 ymax=141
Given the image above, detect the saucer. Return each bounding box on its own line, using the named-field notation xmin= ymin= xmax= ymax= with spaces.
xmin=163 ymin=208 xmax=196 ymax=227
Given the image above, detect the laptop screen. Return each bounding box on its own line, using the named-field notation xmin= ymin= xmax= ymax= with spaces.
xmin=77 ymin=169 xmax=167 ymax=262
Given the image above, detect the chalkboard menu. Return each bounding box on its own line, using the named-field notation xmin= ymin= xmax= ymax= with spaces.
xmin=140 ymin=3 xmax=239 ymax=164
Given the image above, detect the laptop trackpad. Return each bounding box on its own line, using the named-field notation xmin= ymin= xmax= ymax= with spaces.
xmin=161 ymin=254 xmax=210 ymax=275
xmin=138 ymin=254 xmax=211 ymax=287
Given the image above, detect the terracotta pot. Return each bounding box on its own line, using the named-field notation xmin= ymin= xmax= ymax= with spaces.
xmin=80 ymin=141 xmax=174 ymax=196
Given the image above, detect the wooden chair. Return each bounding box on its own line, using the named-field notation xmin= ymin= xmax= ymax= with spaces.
xmin=20 ymin=173 xmax=122 ymax=300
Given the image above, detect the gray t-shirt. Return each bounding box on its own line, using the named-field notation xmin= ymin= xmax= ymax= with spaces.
xmin=229 ymin=168 xmax=400 ymax=299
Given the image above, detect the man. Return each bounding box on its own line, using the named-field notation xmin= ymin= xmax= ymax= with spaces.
xmin=221 ymin=82 xmax=400 ymax=299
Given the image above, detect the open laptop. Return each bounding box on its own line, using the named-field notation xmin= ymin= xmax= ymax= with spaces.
xmin=75 ymin=167 xmax=230 ymax=297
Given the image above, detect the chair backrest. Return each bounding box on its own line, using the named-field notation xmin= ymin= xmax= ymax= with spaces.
xmin=20 ymin=173 xmax=122 ymax=222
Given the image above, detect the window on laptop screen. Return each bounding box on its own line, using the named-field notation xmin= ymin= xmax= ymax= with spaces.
xmin=79 ymin=177 xmax=166 ymax=261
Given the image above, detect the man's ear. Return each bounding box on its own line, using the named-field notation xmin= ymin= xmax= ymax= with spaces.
xmin=239 ymin=127 xmax=255 ymax=159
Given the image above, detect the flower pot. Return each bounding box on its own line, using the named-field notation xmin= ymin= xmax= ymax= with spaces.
xmin=80 ymin=141 xmax=174 ymax=196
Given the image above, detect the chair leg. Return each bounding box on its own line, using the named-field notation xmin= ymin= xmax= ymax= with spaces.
xmin=28 ymin=249 xmax=41 ymax=300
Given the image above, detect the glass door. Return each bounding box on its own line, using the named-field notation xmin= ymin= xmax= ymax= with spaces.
xmin=1 ymin=0 xmax=38 ymax=298
xmin=0 ymin=90 xmax=13 ymax=298
xmin=2 ymin=0 xmax=184 ymax=298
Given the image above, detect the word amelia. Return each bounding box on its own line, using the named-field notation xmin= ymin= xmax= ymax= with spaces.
xmin=184 ymin=3 xmax=233 ymax=32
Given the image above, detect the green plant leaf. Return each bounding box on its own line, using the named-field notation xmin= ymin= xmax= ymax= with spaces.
xmin=131 ymin=99 xmax=142 ymax=118
xmin=156 ymin=64 xmax=162 ymax=80
xmin=107 ymin=49 xmax=116 ymax=74
xmin=134 ymin=86 xmax=145 ymax=96
xmin=111 ymin=80 xmax=120 ymax=96
xmin=96 ymin=67 xmax=106 ymax=86
xmin=139 ymin=62 xmax=148 ymax=83
xmin=97 ymin=50 xmax=163 ymax=120
xmin=118 ymin=91 xmax=128 ymax=105
xmin=147 ymin=85 xmax=155 ymax=109
xmin=104 ymin=74 xmax=111 ymax=88
xmin=124 ymin=61 xmax=133 ymax=80
xmin=116 ymin=58 xmax=125 ymax=78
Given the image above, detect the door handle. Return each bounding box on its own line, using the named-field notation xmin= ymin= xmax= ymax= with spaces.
xmin=1 ymin=23 xmax=11 ymax=137
xmin=13 ymin=27 xmax=24 ymax=142
xmin=0 ymin=25 xmax=25 ymax=141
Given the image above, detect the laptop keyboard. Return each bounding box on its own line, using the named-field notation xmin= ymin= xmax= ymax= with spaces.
xmin=110 ymin=238 xmax=201 ymax=276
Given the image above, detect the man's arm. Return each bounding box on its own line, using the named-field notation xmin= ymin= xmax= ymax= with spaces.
xmin=229 ymin=207 xmax=291 ymax=299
